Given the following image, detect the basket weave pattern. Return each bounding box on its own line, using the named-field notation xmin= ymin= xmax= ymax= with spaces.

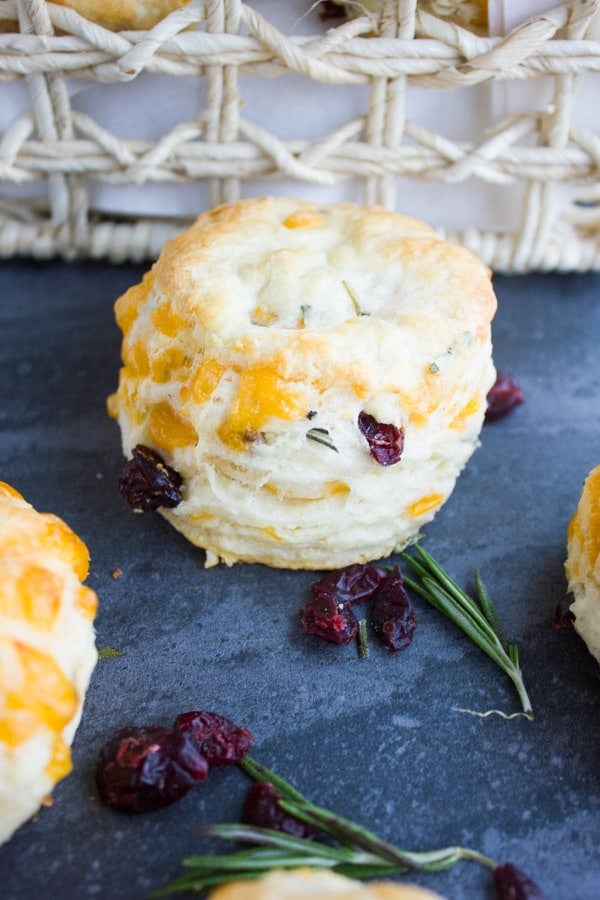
xmin=1 ymin=0 xmax=600 ymax=270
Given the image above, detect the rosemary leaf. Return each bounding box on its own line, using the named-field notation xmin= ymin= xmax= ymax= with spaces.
xmin=474 ymin=568 xmax=510 ymax=651
xmin=332 ymin=863 xmax=406 ymax=879
xmin=357 ymin=618 xmax=369 ymax=659
xmin=239 ymin=757 xmax=308 ymax=804
xmin=152 ymin=870 xmax=265 ymax=896
xmin=97 ymin=646 xmax=123 ymax=660
xmin=342 ymin=280 xmax=370 ymax=316
xmin=200 ymin=825 xmax=347 ymax=860
xmin=306 ymin=427 xmax=338 ymax=453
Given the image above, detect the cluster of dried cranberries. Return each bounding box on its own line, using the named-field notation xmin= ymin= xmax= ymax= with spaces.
xmin=300 ymin=562 xmax=417 ymax=652
xmin=96 ymin=711 xmax=252 ymax=813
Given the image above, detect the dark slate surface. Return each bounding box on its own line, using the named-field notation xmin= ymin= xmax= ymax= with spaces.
xmin=0 ymin=259 xmax=599 ymax=900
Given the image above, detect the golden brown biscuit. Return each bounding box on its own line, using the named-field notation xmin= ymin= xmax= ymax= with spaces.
xmin=0 ymin=482 xmax=98 ymax=845
xmin=565 ymin=464 xmax=600 ymax=664
xmin=110 ymin=197 xmax=497 ymax=569
xmin=50 ymin=1 xmax=190 ymax=31
xmin=207 ymin=868 xmax=444 ymax=899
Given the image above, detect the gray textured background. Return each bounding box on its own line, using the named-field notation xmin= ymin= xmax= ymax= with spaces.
xmin=0 ymin=260 xmax=599 ymax=899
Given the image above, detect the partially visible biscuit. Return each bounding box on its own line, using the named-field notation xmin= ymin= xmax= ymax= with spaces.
xmin=207 ymin=868 xmax=444 ymax=899
xmin=0 ymin=482 xmax=90 ymax=582
xmin=330 ymin=1 xmax=488 ymax=34
xmin=111 ymin=197 xmax=497 ymax=569
xmin=0 ymin=483 xmax=98 ymax=846
xmin=565 ymin=464 xmax=600 ymax=664
xmin=49 ymin=1 xmax=190 ymax=31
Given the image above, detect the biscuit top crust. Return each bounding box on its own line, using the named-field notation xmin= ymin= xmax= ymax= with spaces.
xmin=115 ymin=197 xmax=496 ymax=459
xmin=155 ymin=197 xmax=496 ymax=342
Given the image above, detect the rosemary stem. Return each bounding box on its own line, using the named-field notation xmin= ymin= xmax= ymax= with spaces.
xmin=508 ymin=662 xmax=534 ymax=720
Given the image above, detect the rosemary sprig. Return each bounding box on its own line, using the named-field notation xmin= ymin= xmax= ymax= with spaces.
xmin=401 ymin=545 xmax=533 ymax=720
xmin=152 ymin=755 xmax=496 ymax=896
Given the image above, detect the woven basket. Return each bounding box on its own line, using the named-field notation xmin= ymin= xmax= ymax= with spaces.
xmin=1 ymin=0 xmax=600 ymax=271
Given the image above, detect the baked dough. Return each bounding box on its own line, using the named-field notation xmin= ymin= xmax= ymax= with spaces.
xmin=50 ymin=1 xmax=190 ymax=31
xmin=110 ymin=196 xmax=497 ymax=569
xmin=0 ymin=482 xmax=98 ymax=846
xmin=207 ymin=868 xmax=444 ymax=899
xmin=565 ymin=464 xmax=600 ymax=664
xmin=331 ymin=1 xmax=488 ymax=34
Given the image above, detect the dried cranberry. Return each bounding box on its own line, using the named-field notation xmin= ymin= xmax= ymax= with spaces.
xmin=485 ymin=372 xmax=524 ymax=422
xmin=96 ymin=724 xmax=208 ymax=813
xmin=118 ymin=444 xmax=183 ymax=512
xmin=553 ymin=600 xmax=575 ymax=630
xmin=312 ymin=564 xmax=387 ymax=606
xmin=493 ymin=862 xmax=546 ymax=899
xmin=369 ymin=565 xmax=417 ymax=651
xmin=319 ymin=1 xmax=347 ymax=20
xmin=358 ymin=412 xmax=404 ymax=466
xmin=173 ymin=711 xmax=253 ymax=765
xmin=300 ymin=588 xmax=359 ymax=644
xmin=242 ymin=781 xmax=315 ymax=839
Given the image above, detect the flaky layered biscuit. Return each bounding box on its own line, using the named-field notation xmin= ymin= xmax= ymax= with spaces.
xmin=0 ymin=482 xmax=98 ymax=845
xmin=565 ymin=464 xmax=600 ymax=664
xmin=110 ymin=197 xmax=497 ymax=569
xmin=207 ymin=868 xmax=444 ymax=899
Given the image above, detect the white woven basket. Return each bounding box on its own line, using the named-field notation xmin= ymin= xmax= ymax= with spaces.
xmin=1 ymin=0 xmax=600 ymax=271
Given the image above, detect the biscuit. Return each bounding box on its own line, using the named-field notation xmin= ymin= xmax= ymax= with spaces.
xmin=331 ymin=1 xmax=488 ymax=34
xmin=0 ymin=483 xmax=98 ymax=845
xmin=207 ymin=867 xmax=444 ymax=899
xmin=110 ymin=197 xmax=497 ymax=569
xmin=565 ymin=464 xmax=600 ymax=664
xmin=49 ymin=1 xmax=190 ymax=31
